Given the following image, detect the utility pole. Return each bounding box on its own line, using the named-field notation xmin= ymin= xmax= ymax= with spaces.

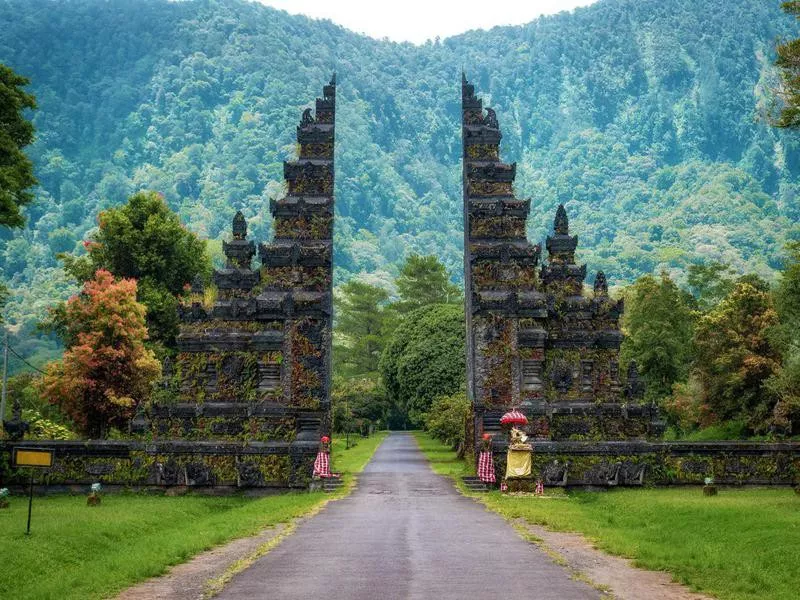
xmin=1 ymin=330 xmax=8 ymax=428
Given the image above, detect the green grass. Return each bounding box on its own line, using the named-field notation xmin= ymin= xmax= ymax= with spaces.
xmin=331 ymin=431 xmax=388 ymax=475
xmin=0 ymin=432 xmax=387 ymax=600
xmin=412 ymin=431 xmax=474 ymax=477
xmin=414 ymin=431 xmax=800 ymax=600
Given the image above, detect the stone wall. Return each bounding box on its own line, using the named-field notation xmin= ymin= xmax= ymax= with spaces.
xmin=3 ymin=439 xmax=796 ymax=491
xmin=491 ymin=440 xmax=800 ymax=487
xmin=0 ymin=439 xmax=316 ymax=490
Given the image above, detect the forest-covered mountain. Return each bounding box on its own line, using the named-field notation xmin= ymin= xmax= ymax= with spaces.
xmin=0 ymin=0 xmax=798 ymax=365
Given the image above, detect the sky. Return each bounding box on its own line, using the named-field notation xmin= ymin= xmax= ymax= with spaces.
xmin=256 ymin=0 xmax=599 ymax=44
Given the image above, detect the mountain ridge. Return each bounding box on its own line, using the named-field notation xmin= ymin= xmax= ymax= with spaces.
xmin=0 ymin=0 xmax=798 ymax=363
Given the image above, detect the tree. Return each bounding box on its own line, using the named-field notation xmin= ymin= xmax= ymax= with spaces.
xmin=775 ymin=241 xmax=800 ymax=332
xmin=767 ymin=241 xmax=800 ymax=434
xmin=621 ymin=273 xmax=695 ymax=399
xmin=333 ymin=280 xmax=394 ymax=375
xmin=393 ymin=254 xmax=462 ymax=314
xmin=0 ymin=63 xmax=37 ymax=228
xmin=331 ymin=373 xmax=390 ymax=434
xmin=693 ymin=279 xmax=781 ymax=432
xmin=40 ymin=270 xmax=161 ymax=437
xmin=380 ymin=303 xmax=465 ymax=428
xmin=775 ymin=2 xmax=800 ymax=128
xmin=59 ymin=191 xmax=210 ymax=353
xmin=686 ymin=262 xmax=735 ymax=311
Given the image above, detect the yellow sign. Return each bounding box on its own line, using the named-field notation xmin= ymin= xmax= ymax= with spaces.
xmin=13 ymin=448 xmax=54 ymax=468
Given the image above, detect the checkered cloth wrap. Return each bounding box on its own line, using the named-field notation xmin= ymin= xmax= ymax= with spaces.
xmin=478 ymin=451 xmax=496 ymax=483
xmin=313 ymin=451 xmax=331 ymax=478
xmin=535 ymin=480 xmax=544 ymax=495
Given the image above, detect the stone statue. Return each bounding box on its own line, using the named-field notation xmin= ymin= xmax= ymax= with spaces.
xmin=594 ymin=271 xmax=608 ymax=297
xmin=484 ymin=107 xmax=499 ymax=129
xmin=508 ymin=426 xmax=532 ymax=451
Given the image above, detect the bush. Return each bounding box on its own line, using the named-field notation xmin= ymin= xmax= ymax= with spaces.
xmin=423 ymin=391 xmax=469 ymax=450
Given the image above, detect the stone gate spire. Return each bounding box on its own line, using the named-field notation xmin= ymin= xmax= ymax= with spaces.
xmin=461 ymin=75 xmax=660 ymax=464
xmin=142 ymin=76 xmax=337 ymax=488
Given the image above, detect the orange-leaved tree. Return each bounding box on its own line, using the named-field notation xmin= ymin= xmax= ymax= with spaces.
xmin=41 ymin=270 xmax=161 ymax=438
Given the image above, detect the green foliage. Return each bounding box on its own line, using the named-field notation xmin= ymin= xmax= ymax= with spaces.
xmin=40 ymin=270 xmax=161 ymax=437
xmin=333 ymin=279 xmax=394 ymax=375
xmin=55 ymin=190 xmax=210 ymax=353
xmin=331 ymin=373 xmax=389 ymax=433
xmin=686 ymin=262 xmax=736 ymax=311
xmin=765 ymin=241 xmax=800 ymax=434
xmin=621 ymin=273 xmax=695 ymax=398
xmin=22 ymin=409 xmax=75 ymax=439
xmin=394 ymin=254 xmax=462 ymax=314
xmin=2 ymin=0 xmax=797 ymax=364
xmin=380 ymin=304 xmax=466 ymax=428
xmin=774 ymin=1 xmax=800 ymax=127
xmin=693 ymin=280 xmax=782 ymax=432
xmin=423 ymin=391 xmax=469 ymax=450
xmin=0 ymin=62 xmax=36 ymax=228
xmin=775 ymin=241 xmax=800 ymax=332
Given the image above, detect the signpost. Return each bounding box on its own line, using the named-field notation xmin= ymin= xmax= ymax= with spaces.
xmin=12 ymin=447 xmax=54 ymax=535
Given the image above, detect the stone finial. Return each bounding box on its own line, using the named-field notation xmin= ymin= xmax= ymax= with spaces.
xmin=625 ymin=360 xmax=646 ymax=400
xmin=323 ymin=73 xmax=336 ymax=101
xmin=2 ymin=397 xmax=29 ymax=441
xmin=232 ymin=211 xmax=247 ymax=240
xmin=554 ymin=204 xmax=569 ymax=235
xmin=484 ymin=107 xmax=499 ymax=129
xmin=162 ymin=356 xmax=173 ymax=381
xmin=627 ymin=360 xmax=639 ymax=381
xmin=594 ymin=271 xmax=608 ymax=296
xmin=191 ymin=274 xmax=205 ymax=294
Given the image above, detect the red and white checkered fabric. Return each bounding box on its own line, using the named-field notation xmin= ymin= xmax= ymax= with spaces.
xmin=478 ymin=451 xmax=496 ymax=483
xmin=313 ymin=451 xmax=331 ymax=478
xmin=535 ymin=480 xmax=544 ymax=495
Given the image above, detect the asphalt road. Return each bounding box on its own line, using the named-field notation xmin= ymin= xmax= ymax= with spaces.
xmin=216 ymin=432 xmax=600 ymax=600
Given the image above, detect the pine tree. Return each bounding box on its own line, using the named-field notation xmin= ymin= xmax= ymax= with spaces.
xmin=334 ymin=280 xmax=394 ymax=375
xmin=394 ymin=254 xmax=462 ymax=314
xmin=775 ymin=2 xmax=800 ymax=127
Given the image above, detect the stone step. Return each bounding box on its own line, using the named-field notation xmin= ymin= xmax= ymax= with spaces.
xmin=322 ymin=478 xmax=344 ymax=493
xmin=461 ymin=476 xmax=491 ymax=492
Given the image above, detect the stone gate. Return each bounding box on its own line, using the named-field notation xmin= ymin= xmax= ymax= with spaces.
xmin=461 ymin=74 xmax=662 ymax=458
xmin=1 ymin=76 xmax=336 ymax=491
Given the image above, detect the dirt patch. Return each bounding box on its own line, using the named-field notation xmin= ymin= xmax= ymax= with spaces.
xmin=516 ymin=520 xmax=716 ymax=600
xmin=115 ymin=523 xmax=289 ymax=600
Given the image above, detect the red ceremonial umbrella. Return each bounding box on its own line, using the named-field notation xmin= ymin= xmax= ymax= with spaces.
xmin=500 ymin=409 xmax=528 ymax=427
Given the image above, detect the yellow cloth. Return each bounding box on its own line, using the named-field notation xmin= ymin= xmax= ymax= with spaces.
xmin=505 ymin=448 xmax=532 ymax=479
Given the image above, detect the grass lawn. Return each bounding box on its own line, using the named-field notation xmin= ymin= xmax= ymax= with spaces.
xmin=0 ymin=432 xmax=387 ymax=600
xmin=413 ymin=431 xmax=800 ymax=600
